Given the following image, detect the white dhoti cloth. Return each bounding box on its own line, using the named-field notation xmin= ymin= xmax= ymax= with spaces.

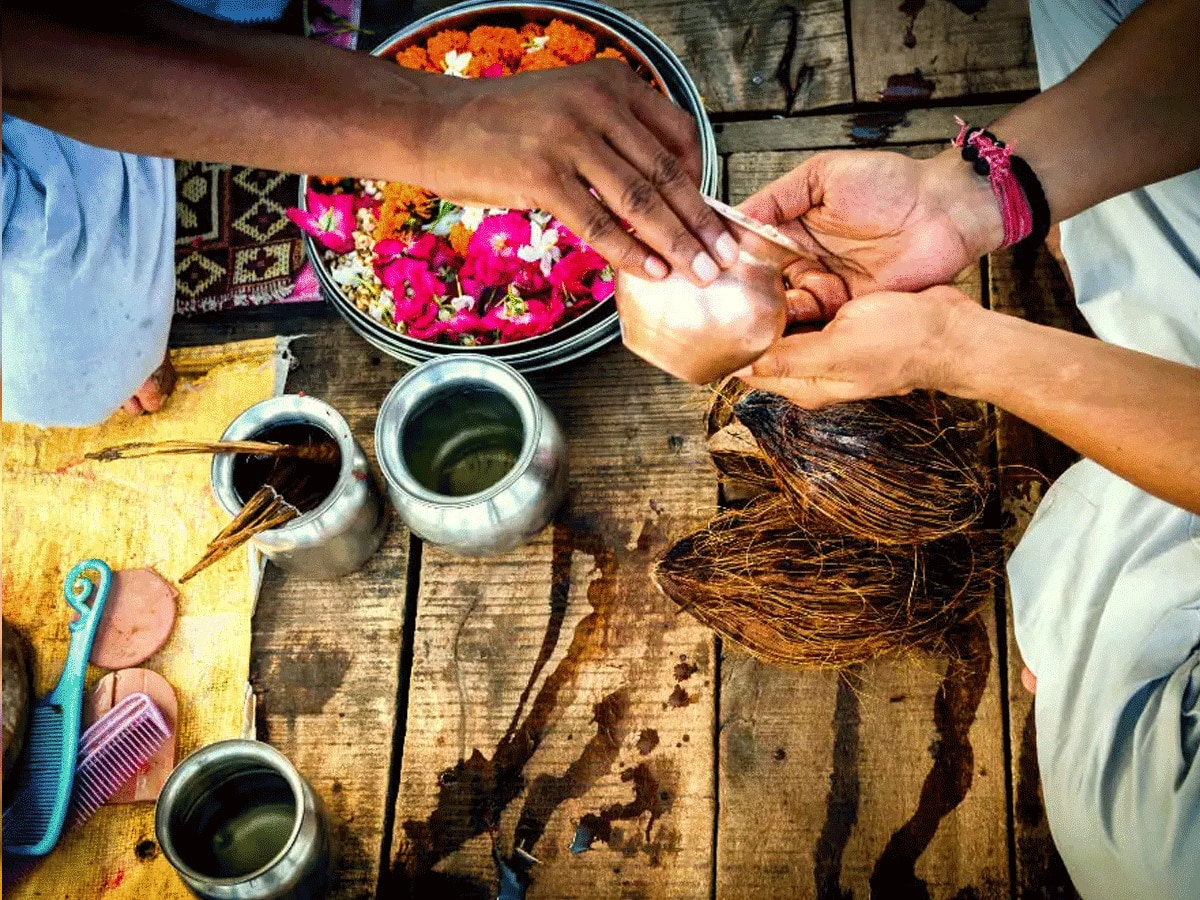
xmin=1012 ymin=1 xmax=1200 ymax=897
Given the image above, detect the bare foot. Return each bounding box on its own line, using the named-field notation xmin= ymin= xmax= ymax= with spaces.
xmin=122 ymin=355 xmax=177 ymax=416
xmin=1021 ymin=666 xmax=1037 ymax=695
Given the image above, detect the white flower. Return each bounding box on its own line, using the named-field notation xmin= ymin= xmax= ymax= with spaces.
xmin=459 ymin=205 xmax=486 ymax=231
xmin=330 ymin=256 xmax=369 ymax=286
xmin=517 ymin=221 xmax=562 ymax=277
xmin=450 ymin=294 xmax=476 ymax=313
xmin=443 ymin=49 xmax=472 ymax=77
xmin=424 ymin=202 xmax=463 ymax=237
xmin=529 ymin=209 xmax=552 ymax=228
xmin=526 ymin=35 xmax=549 ymax=51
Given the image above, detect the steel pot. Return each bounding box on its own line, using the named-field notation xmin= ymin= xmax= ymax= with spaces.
xmin=156 ymin=740 xmax=330 ymax=900
xmin=375 ymin=355 xmax=568 ymax=555
xmin=211 ymin=395 xmax=386 ymax=579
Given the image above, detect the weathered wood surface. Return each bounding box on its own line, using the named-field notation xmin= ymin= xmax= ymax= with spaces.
xmin=716 ymin=103 xmax=1015 ymax=154
xmin=387 ymin=344 xmax=720 ymax=897
xmin=170 ymin=319 xmax=415 ymax=899
xmin=254 ymin=325 xmax=414 ymax=898
xmin=849 ymin=0 xmax=1038 ymax=103
xmin=394 ymin=0 xmax=853 ymax=114
xmin=988 ymin=243 xmax=1087 ymax=900
xmin=718 ymin=145 xmax=1010 ymax=900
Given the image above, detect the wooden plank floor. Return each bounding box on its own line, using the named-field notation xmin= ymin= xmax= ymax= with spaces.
xmin=168 ymin=1 xmax=1085 ymax=896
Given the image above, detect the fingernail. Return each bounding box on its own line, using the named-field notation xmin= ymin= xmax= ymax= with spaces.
xmin=732 ymin=366 xmax=753 ymax=378
xmin=693 ymin=252 xmax=720 ymax=283
xmin=715 ymin=232 xmax=739 ymax=267
xmin=645 ymin=256 xmax=670 ymax=280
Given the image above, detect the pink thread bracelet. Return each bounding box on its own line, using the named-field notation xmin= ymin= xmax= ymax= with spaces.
xmin=952 ymin=117 xmax=1047 ymax=250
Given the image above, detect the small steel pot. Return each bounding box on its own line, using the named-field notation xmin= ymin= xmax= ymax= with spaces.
xmin=375 ymin=356 xmax=568 ymax=556
xmin=211 ymin=396 xmax=386 ymax=579
xmin=615 ymin=197 xmax=803 ymax=384
xmin=155 ymin=740 xmax=331 ymax=900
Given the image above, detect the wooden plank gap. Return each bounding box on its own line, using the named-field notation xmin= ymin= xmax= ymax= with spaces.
xmin=841 ymin=0 xmax=858 ymax=103
xmin=716 ymin=102 xmax=1016 ymax=155
xmin=709 ymin=635 xmax=723 ymax=900
xmin=376 ymin=535 xmax=425 ymax=899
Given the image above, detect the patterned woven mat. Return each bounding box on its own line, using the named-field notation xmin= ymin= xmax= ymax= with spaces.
xmin=173 ymin=0 xmax=362 ymax=316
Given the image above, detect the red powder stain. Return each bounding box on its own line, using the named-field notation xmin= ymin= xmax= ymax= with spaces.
xmin=352 ymin=470 xmax=367 ymax=482
xmin=53 ymin=457 xmax=87 ymax=475
xmin=102 ymin=869 xmax=126 ymax=890
xmin=297 ymin=391 xmax=307 ymax=397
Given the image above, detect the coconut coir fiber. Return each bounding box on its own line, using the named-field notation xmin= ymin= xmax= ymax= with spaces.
xmin=655 ymin=383 xmax=997 ymax=670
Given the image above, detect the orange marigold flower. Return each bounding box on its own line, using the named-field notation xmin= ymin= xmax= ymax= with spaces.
xmin=519 ymin=22 xmax=544 ymax=42
xmin=426 ymin=29 xmax=469 ymax=64
xmin=468 ymin=25 xmax=524 ymax=64
xmin=466 ymin=48 xmax=503 ymax=78
xmin=595 ymin=47 xmax=628 ymax=64
xmin=448 ymin=222 xmax=473 ymax=256
xmin=545 ymin=19 xmax=596 ymax=63
xmin=313 ymin=175 xmax=346 ymax=186
xmin=374 ymin=182 xmax=435 ymax=241
xmin=395 ymin=45 xmax=433 ymax=71
xmin=518 ymin=48 xmax=568 ymax=72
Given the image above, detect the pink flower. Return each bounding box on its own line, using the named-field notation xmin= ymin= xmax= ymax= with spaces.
xmin=551 ymin=219 xmax=582 ymax=250
xmin=285 ymin=262 xmax=321 ymax=303
xmin=374 ymin=238 xmax=409 ymax=262
xmin=287 ymin=189 xmax=356 ymax=254
xmin=591 ymin=272 xmax=615 ymax=303
xmin=442 ymin=308 xmax=486 ymax=338
xmin=381 ymin=258 xmax=445 ymax=325
xmin=511 ymin=264 xmax=549 ymax=296
xmin=354 ymin=194 xmax=381 ymax=214
xmin=462 ymin=252 xmax=523 ymax=290
xmin=467 ymin=212 xmax=531 ymax=261
xmin=407 ymin=233 xmax=460 ymax=272
xmin=407 ymin=321 xmax=445 ymax=341
xmin=550 ymin=247 xmax=608 ymax=295
xmin=483 ymin=292 xmax=564 ymax=342
xmin=482 ymin=63 xmax=506 ymax=78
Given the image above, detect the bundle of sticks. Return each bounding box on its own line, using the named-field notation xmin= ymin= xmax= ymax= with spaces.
xmin=87 ymin=439 xmax=339 ymax=582
xmin=653 ymin=380 xmax=998 ymax=670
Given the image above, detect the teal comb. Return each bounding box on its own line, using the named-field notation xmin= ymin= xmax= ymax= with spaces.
xmin=2 ymin=559 xmax=112 ymax=857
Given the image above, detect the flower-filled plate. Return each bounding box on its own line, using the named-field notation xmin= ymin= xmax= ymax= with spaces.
xmin=292 ymin=2 xmax=689 ymax=368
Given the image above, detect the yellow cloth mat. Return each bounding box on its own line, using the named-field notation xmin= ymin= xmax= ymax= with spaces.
xmin=2 ymin=337 xmax=289 ymax=898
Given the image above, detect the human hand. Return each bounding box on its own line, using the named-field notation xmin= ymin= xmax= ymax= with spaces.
xmin=736 ymin=286 xmax=978 ymax=407
xmin=737 ymin=148 xmax=1004 ymax=318
xmin=424 ymin=59 xmax=737 ymax=286
xmin=122 ymin=354 xmax=176 ymax=416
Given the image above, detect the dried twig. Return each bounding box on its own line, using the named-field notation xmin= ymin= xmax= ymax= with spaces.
xmin=180 ymin=457 xmax=334 ymax=583
xmin=86 ymin=440 xmax=339 ymax=465
xmin=180 ymin=486 xmax=300 ymax=583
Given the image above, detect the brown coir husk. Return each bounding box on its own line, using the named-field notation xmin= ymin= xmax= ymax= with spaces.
xmin=734 ymin=389 xmax=991 ymax=545
xmin=653 ymin=493 xmax=997 ymax=670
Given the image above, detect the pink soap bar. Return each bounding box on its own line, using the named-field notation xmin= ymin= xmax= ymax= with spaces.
xmin=84 ymin=669 xmax=178 ymax=803
xmin=89 ymin=568 xmax=178 ymax=669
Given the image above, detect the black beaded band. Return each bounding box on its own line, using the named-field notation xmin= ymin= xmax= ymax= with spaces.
xmin=956 ymin=125 xmax=1051 ymax=252
xmin=1007 ymin=153 xmax=1051 ymax=252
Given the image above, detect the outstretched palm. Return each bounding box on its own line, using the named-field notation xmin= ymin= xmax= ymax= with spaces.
xmin=738 ymin=149 xmax=985 ymax=317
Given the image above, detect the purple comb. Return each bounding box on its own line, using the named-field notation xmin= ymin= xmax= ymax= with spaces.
xmin=2 ymin=693 xmax=172 ymax=890
xmin=68 ymin=692 xmax=172 ymax=829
